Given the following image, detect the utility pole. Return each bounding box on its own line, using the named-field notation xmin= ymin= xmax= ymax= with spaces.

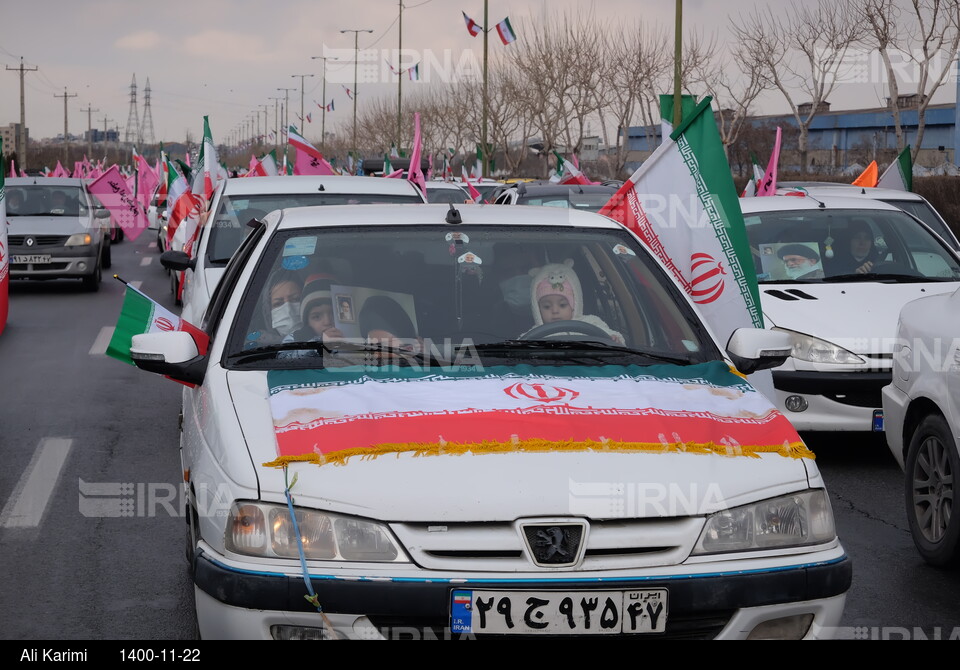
xmin=54 ymin=87 xmax=78 ymax=162
xmin=277 ymin=87 xmax=296 ymax=161
xmin=291 ymin=74 xmax=314 ymax=132
xmin=80 ymin=104 xmax=98 ymax=157
xmin=5 ymin=57 xmax=38 ymax=167
xmin=340 ymin=28 xmax=373 ymax=168
xmin=397 ymin=0 xmax=403 ymax=148
xmin=311 ymin=56 xmax=338 ymax=152
xmin=268 ymin=96 xmax=282 ymax=154
xmin=260 ymin=104 xmax=270 ymax=150
xmin=481 ymin=0 xmax=489 ymax=178
xmin=673 ymin=0 xmax=683 ymax=128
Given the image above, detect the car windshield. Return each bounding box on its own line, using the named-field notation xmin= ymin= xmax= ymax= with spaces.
xmin=517 ymin=189 xmax=615 ymax=212
xmin=207 ymin=192 xmax=423 ymax=263
xmin=880 ymin=199 xmax=958 ymax=249
xmin=224 ymin=224 xmax=716 ymax=369
xmin=426 ymin=186 xmax=470 ymax=203
xmin=5 ymin=185 xmax=88 ymax=217
xmin=744 ymin=207 xmax=960 ymax=283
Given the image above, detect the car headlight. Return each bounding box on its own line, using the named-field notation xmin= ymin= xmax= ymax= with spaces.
xmin=692 ymin=489 xmax=836 ymax=555
xmin=65 ymin=233 xmax=93 ymax=247
xmin=224 ymin=501 xmax=407 ymax=562
xmin=772 ymin=327 xmax=864 ymax=364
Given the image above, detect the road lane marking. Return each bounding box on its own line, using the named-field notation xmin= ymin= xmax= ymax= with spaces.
xmin=89 ymin=326 xmax=114 ymax=355
xmin=147 ymin=241 xmax=157 ymax=249
xmin=140 ymin=257 xmax=152 ymax=267
xmin=0 ymin=438 xmax=73 ymax=528
xmin=131 ymin=280 xmax=142 ymax=290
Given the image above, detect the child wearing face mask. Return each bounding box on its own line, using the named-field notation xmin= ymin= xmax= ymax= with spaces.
xmin=522 ymin=259 xmax=625 ymax=344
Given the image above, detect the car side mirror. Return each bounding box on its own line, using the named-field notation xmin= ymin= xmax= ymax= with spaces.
xmin=726 ymin=328 xmax=792 ymax=375
xmin=160 ymin=250 xmax=197 ymax=272
xmin=95 ymin=209 xmax=112 ymax=219
xmin=130 ymin=331 xmax=206 ymax=386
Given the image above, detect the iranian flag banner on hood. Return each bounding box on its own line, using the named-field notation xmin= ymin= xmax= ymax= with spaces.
xmin=0 ymin=139 xmax=8 ymax=336
xmin=599 ymin=95 xmax=763 ymax=347
xmin=106 ymin=281 xmax=208 ymax=367
xmin=263 ymin=362 xmax=810 ymax=468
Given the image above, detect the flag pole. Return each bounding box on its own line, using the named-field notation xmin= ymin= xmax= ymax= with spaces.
xmin=481 ymin=0 xmax=489 ymax=179
xmin=673 ymin=0 xmax=683 ymax=127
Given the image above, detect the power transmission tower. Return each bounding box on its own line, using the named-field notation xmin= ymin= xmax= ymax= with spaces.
xmin=5 ymin=57 xmax=38 ymax=166
xmin=124 ymin=74 xmax=141 ymax=146
xmin=141 ymin=77 xmax=156 ymax=145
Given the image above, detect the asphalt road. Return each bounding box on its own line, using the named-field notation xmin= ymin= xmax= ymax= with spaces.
xmin=0 ymin=230 xmax=957 ymax=641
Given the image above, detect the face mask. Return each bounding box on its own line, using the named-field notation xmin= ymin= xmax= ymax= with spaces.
xmin=499 ymin=275 xmax=532 ymax=308
xmin=271 ymin=301 xmax=302 ymax=336
xmin=785 ymin=263 xmax=816 ymax=279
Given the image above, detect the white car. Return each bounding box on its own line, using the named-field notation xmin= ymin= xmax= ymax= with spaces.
xmin=161 ymin=175 xmax=426 ymax=323
xmin=130 ymin=203 xmax=850 ymax=640
xmin=425 ymin=181 xmax=471 ymax=204
xmin=779 ymin=183 xmax=960 ymax=251
xmin=741 ymin=194 xmax=960 ymax=433
xmin=882 ymin=286 xmax=960 ymax=566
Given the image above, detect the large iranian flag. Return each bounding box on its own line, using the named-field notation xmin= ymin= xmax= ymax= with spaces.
xmin=0 ymin=139 xmax=8 ymax=336
xmin=264 ymin=362 xmax=809 ymax=468
xmin=599 ymin=95 xmax=763 ymax=348
xmin=106 ymin=282 xmax=207 ymax=366
xmin=877 ymin=145 xmax=913 ymax=191
xmin=192 ymin=116 xmax=220 ymax=201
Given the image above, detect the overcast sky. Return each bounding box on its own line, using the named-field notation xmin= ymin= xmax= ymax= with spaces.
xmin=1 ymin=0 xmax=957 ymax=146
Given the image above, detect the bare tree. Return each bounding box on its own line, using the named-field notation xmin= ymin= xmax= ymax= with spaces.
xmin=858 ymin=0 xmax=960 ymax=161
xmin=731 ymin=1 xmax=867 ymax=174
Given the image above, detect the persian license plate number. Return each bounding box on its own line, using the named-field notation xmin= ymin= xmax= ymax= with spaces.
xmin=450 ymin=588 xmax=668 ymax=635
xmin=12 ymin=255 xmax=51 ymax=264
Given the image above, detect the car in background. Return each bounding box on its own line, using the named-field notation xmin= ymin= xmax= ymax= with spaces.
xmin=4 ymin=177 xmax=111 ymax=291
xmin=741 ymin=194 xmax=960 ymax=434
xmin=492 ymin=182 xmax=617 ymax=212
xmin=882 ymin=286 xmax=960 ymax=566
xmin=779 ymin=183 xmax=960 ymax=252
xmin=129 ymin=203 xmax=849 ymax=639
xmin=147 ymin=189 xmax=167 ymax=247
xmin=425 ymin=181 xmax=471 ymax=204
xmin=161 ymin=175 xmax=427 ymax=322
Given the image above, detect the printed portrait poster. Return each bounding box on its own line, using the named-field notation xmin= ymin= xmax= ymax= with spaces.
xmin=758 ymin=242 xmax=823 ymax=281
xmin=330 ymin=285 xmax=418 ymax=340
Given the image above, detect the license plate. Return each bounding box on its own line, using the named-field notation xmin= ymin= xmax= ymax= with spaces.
xmin=450 ymin=588 xmax=668 ymax=635
xmin=873 ymin=409 xmax=884 ymax=432
xmin=12 ymin=255 xmax=51 ymax=264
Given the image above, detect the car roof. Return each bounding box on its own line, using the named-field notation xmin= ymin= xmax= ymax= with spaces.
xmin=272 ymin=202 xmax=621 ymax=231
xmin=426 ymin=181 xmax=468 ymax=190
xmin=6 ymin=177 xmax=86 ymax=187
xmin=220 ymin=175 xmax=424 ymax=196
xmin=780 ymin=184 xmax=926 ymax=202
xmin=739 ymin=193 xmax=905 ymax=213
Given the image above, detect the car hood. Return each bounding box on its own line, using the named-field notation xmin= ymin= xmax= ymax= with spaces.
xmin=225 ymin=363 xmax=812 ymax=522
xmin=8 ymin=216 xmax=91 ymax=235
xmin=760 ymin=281 xmax=960 ymax=353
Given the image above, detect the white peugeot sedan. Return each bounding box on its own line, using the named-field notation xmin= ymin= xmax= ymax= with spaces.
xmin=130 ymin=204 xmax=850 ymax=640
xmin=882 ymin=287 xmax=960 ymax=566
xmin=162 ymin=175 xmax=426 ymax=323
xmin=740 ymin=194 xmax=960 ymax=434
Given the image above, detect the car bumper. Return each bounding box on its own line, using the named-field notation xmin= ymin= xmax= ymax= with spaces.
xmin=193 ymin=545 xmax=852 ymax=640
xmin=880 ymin=383 xmax=909 ymax=469
xmin=9 ymin=252 xmax=100 ymax=279
xmin=773 ymin=371 xmax=891 ymax=432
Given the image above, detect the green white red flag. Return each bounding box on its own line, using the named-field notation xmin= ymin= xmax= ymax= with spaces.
xmin=106 ymin=282 xmax=208 ymax=367
xmin=877 ymin=145 xmax=913 ymax=191
xmin=192 ymin=116 xmax=220 ymax=201
xmin=263 ymin=362 xmax=809 ymax=468
xmin=462 ymin=11 xmax=482 ymax=37
xmin=495 ymin=17 xmax=516 ymax=44
xmin=598 ymin=95 xmax=763 ymax=351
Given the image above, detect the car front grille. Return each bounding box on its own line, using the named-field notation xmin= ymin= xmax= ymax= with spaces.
xmin=366 ymin=611 xmax=733 ymax=640
xmin=391 ymin=517 xmax=703 ymax=571
xmin=8 ymin=235 xmax=68 ymax=247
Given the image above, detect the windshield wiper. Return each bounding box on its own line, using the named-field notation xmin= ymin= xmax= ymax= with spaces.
xmin=228 ymin=339 xmax=452 ymax=367
xmin=227 ymin=341 xmax=332 ymax=363
xmin=821 ymin=272 xmax=948 ymax=283
xmin=473 ymin=340 xmax=695 ymax=365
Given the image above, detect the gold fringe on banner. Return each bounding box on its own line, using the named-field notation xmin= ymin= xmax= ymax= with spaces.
xmin=262 ymin=438 xmax=814 ymax=468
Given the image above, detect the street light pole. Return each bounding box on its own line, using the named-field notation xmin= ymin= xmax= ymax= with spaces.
xmin=268 ymin=96 xmax=281 ymax=154
xmin=311 ymin=55 xmax=338 ymax=153
xmin=340 ymin=28 xmax=373 ymax=170
xmin=277 ymin=87 xmax=296 ymax=165
xmin=291 ymin=73 xmax=314 ymax=132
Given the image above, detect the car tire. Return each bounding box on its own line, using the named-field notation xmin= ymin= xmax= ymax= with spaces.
xmin=83 ymin=261 xmax=102 ymax=292
xmin=185 ymin=499 xmax=199 ymax=577
xmin=102 ymin=239 xmax=112 ymax=270
xmin=905 ymin=413 xmax=960 ymax=567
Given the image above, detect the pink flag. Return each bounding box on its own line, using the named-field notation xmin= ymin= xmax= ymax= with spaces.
xmin=87 ymin=165 xmax=150 ymax=241
xmin=756 ymin=127 xmax=782 ymax=197
xmin=384 ymin=169 xmax=404 ymax=178
xmin=8 ymin=159 xmax=16 ymax=178
xmin=407 ymin=113 xmax=427 ymax=201
xmin=52 ymin=160 xmax=69 ymax=178
xmin=288 ymin=126 xmax=336 ymax=176
xmin=136 ymin=154 xmax=159 ymax=208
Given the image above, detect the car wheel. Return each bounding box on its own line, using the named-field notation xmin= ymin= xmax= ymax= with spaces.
xmin=905 ymin=413 xmax=960 ymax=567
xmin=185 ymin=499 xmax=199 ymax=577
xmin=102 ymin=239 xmax=112 ymax=270
xmin=115 ymin=227 xmax=124 ymax=243
xmin=82 ymin=261 xmax=102 ymax=292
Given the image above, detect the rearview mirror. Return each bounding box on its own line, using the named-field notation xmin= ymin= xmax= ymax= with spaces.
xmin=726 ymin=328 xmax=792 ymax=375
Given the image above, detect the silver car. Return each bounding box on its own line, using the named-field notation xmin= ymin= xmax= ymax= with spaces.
xmin=5 ymin=177 xmax=111 ymax=291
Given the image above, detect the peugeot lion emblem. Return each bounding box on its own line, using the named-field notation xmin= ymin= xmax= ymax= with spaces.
xmin=520 ymin=521 xmax=587 ymax=568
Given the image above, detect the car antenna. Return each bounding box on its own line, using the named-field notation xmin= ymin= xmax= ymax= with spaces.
xmin=317 ymin=184 xmax=325 ymax=191
xmin=445 ymin=203 xmax=462 ymax=224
